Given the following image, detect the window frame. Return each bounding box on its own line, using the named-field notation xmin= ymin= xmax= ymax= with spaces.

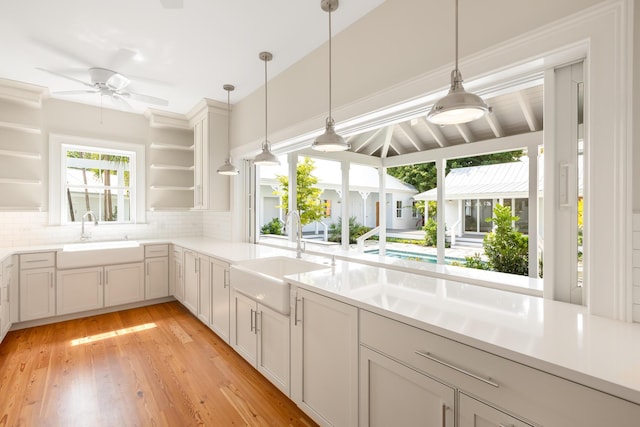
xmin=49 ymin=134 xmax=146 ymax=225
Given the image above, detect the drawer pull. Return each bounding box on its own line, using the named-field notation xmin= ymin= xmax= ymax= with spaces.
xmin=415 ymin=350 xmax=499 ymax=388
xmin=26 ymin=259 xmax=48 ymax=263
xmin=441 ymin=404 xmax=447 ymax=427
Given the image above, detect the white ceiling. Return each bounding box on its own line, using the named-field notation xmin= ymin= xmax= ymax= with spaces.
xmin=0 ymin=0 xmax=385 ymax=115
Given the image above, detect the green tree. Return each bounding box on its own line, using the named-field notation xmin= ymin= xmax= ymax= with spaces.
xmin=471 ymin=203 xmax=529 ymax=276
xmin=387 ymin=151 xmax=524 ymax=193
xmin=274 ymin=157 xmax=326 ymax=226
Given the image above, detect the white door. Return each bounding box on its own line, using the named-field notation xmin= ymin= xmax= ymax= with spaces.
xmin=145 ymin=257 xmax=168 ymax=299
xmin=57 ymin=267 xmax=104 ymax=315
xmin=182 ymin=250 xmax=199 ymax=314
xmin=231 ymin=290 xmax=257 ymax=366
xmin=210 ymin=258 xmax=230 ymax=343
xmin=360 ymin=345 xmax=455 ymax=427
xmin=20 ymin=267 xmax=55 ymax=321
xmin=257 ymin=303 xmax=290 ymax=395
xmin=291 ymin=287 xmax=358 ymax=427
xmin=197 ymin=255 xmax=212 ymax=325
xmin=104 ymin=263 xmax=144 ymax=307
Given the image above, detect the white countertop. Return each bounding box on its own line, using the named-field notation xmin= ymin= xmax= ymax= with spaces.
xmin=285 ymin=262 xmax=640 ymax=406
xmin=2 ymin=237 xmax=639 ymax=405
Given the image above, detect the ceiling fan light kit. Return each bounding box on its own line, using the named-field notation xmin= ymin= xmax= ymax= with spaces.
xmin=427 ymin=0 xmax=489 ymax=125
xmin=312 ymin=0 xmax=350 ymax=152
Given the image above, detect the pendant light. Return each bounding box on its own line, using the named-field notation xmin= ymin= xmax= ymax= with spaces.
xmin=426 ymin=0 xmax=489 ymax=125
xmin=253 ymin=51 xmax=280 ymax=166
xmin=217 ymin=84 xmax=239 ymax=176
xmin=312 ymin=0 xmax=350 ymax=152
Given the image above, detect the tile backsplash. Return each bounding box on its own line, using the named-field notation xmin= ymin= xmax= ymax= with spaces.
xmin=0 ymin=210 xmax=213 ymax=247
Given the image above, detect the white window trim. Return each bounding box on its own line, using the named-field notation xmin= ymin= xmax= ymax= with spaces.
xmin=49 ymin=133 xmax=146 ymax=225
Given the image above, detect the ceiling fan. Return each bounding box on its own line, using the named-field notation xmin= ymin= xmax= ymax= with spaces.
xmin=37 ymin=67 xmax=169 ymax=108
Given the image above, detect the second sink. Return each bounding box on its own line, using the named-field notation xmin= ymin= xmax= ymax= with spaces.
xmin=230 ymin=256 xmax=329 ymax=315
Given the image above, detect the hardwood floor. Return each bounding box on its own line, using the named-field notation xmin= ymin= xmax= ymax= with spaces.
xmin=0 ymin=302 xmax=317 ymax=426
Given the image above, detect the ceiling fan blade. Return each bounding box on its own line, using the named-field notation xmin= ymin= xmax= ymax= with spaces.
xmin=53 ymin=90 xmax=99 ymax=95
xmin=36 ymin=67 xmax=94 ymax=88
xmin=122 ymin=91 xmax=169 ymax=107
xmin=160 ymin=0 xmax=183 ymax=9
xmin=112 ymin=94 xmax=134 ymax=111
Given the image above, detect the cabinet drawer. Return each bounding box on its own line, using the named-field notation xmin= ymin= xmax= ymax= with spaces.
xmin=20 ymin=252 xmax=55 ymax=269
xmin=360 ymin=310 xmax=640 ymax=427
xmin=145 ymin=244 xmax=169 ymax=258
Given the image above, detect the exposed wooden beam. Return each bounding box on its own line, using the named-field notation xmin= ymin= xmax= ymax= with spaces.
xmin=380 ymin=126 xmax=394 ymax=158
xmin=484 ymin=110 xmax=504 ymax=138
xmin=421 ymin=117 xmax=447 ymax=147
xmin=454 ymin=123 xmax=475 ymax=143
xmin=354 ymin=128 xmax=383 ymax=153
xmin=395 ymin=122 xmax=423 ymax=152
xmin=516 ymin=91 xmax=540 ymax=131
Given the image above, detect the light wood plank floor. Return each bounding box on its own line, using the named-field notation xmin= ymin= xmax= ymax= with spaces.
xmin=0 ymin=301 xmax=317 ymax=426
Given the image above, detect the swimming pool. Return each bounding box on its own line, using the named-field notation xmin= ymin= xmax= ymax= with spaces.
xmin=365 ymin=248 xmax=466 ymax=265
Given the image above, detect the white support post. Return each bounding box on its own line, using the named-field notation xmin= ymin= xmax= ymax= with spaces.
xmin=359 ymin=191 xmax=370 ymax=227
xmin=528 ymin=147 xmax=539 ymax=278
xmin=341 ymin=161 xmax=350 ymax=250
xmin=437 ymin=159 xmax=446 ymax=264
xmin=379 ymin=167 xmax=387 ymax=256
xmin=288 ymin=152 xmax=298 ymax=243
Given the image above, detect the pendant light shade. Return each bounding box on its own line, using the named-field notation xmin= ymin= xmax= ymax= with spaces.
xmin=312 ymin=0 xmax=350 ymax=152
xmin=253 ymin=51 xmax=280 ymax=166
xmin=217 ymin=84 xmax=239 ymax=176
xmin=427 ymin=0 xmax=489 ymax=125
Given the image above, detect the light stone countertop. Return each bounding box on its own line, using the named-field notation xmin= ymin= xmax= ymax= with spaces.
xmin=284 ymin=261 xmax=640 ymax=406
xmin=2 ymin=237 xmax=638 ymax=406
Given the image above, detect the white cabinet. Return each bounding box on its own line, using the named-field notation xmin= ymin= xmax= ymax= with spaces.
xmin=104 ymin=263 xmax=145 ymax=307
xmin=291 ymin=287 xmax=358 ymax=427
xmin=145 ymin=244 xmax=169 ymax=299
xmin=182 ymin=250 xmax=199 ymax=314
xmin=190 ymin=102 xmax=230 ymax=211
xmin=19 ymin=252 xmax=56 ymax=321
xmin=56 ymin=267 xmax=103 ymax=315
xmin=210 ymin=257 xmax=230 ymax=343
xmin=360 ymin=345 xmax=455 ymax=427
xmin=459 ymin=393 xmax=533 ymax=427
xmin=1 ymin=256 xmax=16 ymax=340
xmin=231 ymin=290 xmax=290 ymax=395
xmin=197 ymin=254 xmax=212 ymax=325
xmin=172 ymin=246 xmax=184 ymax=301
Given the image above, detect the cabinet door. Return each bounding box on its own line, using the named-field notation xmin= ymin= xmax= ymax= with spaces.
xmin=210 ymin=258 xmax=230 ymax=343
xmin=360 ymin=345 xmax=455 ymax=427
xmin=104 ymin=263 xmax=144 ymax=307
xmin=57 ymin=267 xmax=104 ymax=315
xmin=459 ymin=393 xmax=534 ymax=427
xmin=231 ymin=291 xmax=257 ymax=366
xmin=19 ymin=267 xmax=55 ymax=321
xmin=145 ymin=257 xmax=169 ymax=299
xmin=173 ymin=259 xmax=184 ymax=301
xmin=9 ymin=255 xmax=18 ymax=323
xmin=291 ymin=287 xmax=358 ymax=427
xmin=197 ymin=255 xmax=212 ymax=325
xmin=257 ymin=303 xmax=290 ymax=395
xmin=183 ymin=251 xmax=199 ymax=314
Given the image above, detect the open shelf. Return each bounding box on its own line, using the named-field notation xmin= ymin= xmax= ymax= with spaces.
xmin=150 ymin=163 xmax=194 ymax=171
xmin=0 ymin=120 xmax=41 ymax=135
xmin=150 ymin=142 xmax=194 ymax=151
xmin=0 ymin=178 xmax=41 ymax=185
xmin=0 ymin=149 xmax=41 ymax=159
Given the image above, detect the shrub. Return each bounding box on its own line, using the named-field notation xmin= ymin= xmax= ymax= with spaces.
xmin=422 ymin=218 xmax=438 ymax=247
xmin=261 ymin=217 xmax=284 ymax=235
xmin=328 ymin=217 xmax=370 ymax=244
xmin=464 ymin=253 xmax=490 ymax=270
xmin=482 ymin=204 xmax=529 ymax=276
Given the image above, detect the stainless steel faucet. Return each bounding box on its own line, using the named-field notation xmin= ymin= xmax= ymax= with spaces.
xmin=81 ymin=210 xmax=98 ymax=241
xmin=286 ymin=210 xmax=304 ymax=258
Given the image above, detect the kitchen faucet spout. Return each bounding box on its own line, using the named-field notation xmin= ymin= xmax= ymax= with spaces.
xmin=286 ymin=210 xmax=304 ymax=258
xmin=81 ymin=210 xmax=98 ymax=241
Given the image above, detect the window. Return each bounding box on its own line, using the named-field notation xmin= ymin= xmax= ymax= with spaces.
xmin=64 ymin=147 xmax=132 ymax=222
xmin=395 ymin=201 xmax=403 ymax=218
xmin=324 ymin=199 xmax=332 ymax=217
xmin=411 ymin=201 xmax=419 ymax=218
xmin=49 ymin=134 xmax=146 ymax=225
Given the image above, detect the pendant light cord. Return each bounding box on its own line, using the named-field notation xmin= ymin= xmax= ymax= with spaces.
xmin=227 ymin=88 xmax=231 ymax=159
xmin=328 ymin=3 xmax=333 ymax=122
xmin=454 ymin=0 xmax=459 ymax=72
xmin=264 ymin=56 xmax=268 ymax=146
